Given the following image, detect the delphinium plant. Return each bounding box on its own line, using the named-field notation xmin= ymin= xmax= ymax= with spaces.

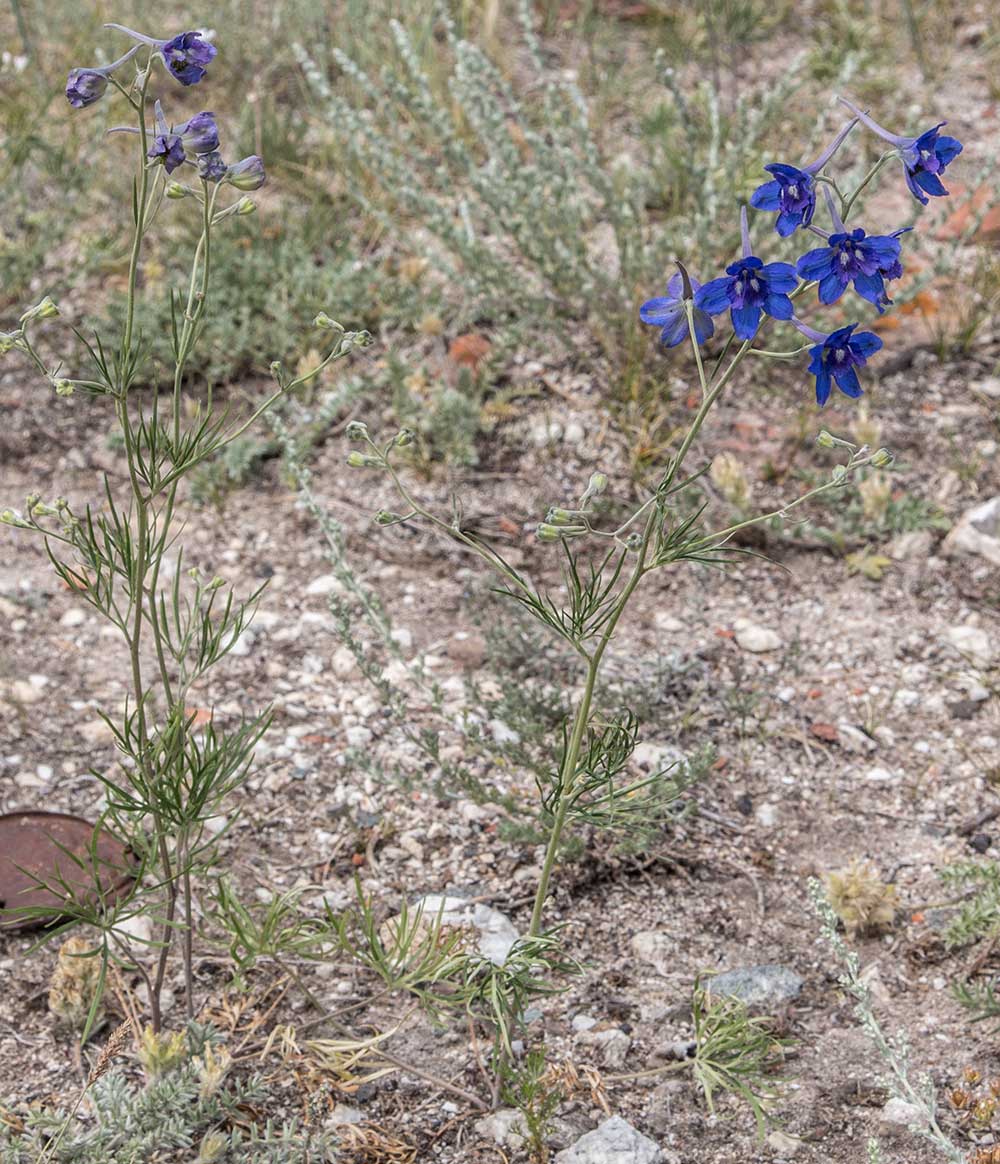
xmin=0 ymin=24 xmax=369 ymax=1034
xmin=339 ymin=101 xmax=962 ymax=1079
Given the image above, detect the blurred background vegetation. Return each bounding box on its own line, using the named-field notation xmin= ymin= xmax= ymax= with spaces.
xmin=1 ymin=0 xmax=997 ymax=474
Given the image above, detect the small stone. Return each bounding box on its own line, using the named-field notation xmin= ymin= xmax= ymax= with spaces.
xmin=630 ymin=931 xmax=674 ymax=975
xmin=632 ymin=742 xmax=685 ymax=772
xmin=888 ymin=529 xmax=933 ymax=561
xmin=407 ymin=894 xmax=519 ymax=965
xmin=653 ymin=613 xmax=683 ymax=632
xmin=976 ymin=377 xmax=1000 ymax=399
xmin=756 ymin=803 xmax=778 ymax=827
xmin=943 ymin=496 xmax=1000 ymax=566
xmin=554 ymin=1116 xmax=662 ymax=1164
xmin=329 ymin=1103 xmax=364 ymax=1125
xmin=942 ymin=625 xmax=995 ymax=669
xmin=390 ymin=627 xmax=413 ymax=651
xmin=572 ymin=1014 xmax=598 ymax=1032
xmin=836 ymin=723 xmax=877 ymax=753
xmin=733 ymin=619 xmax=782 ymax=653
xmin=9 ymin=679 xmax=45 ymax=704
xmin=475 ymin=1109 xmax=527 ymax=1150
xmin=708 ymin=965 xmax=803 ymax=1010
xmin=866 ymin=766 xmax=895 ymax=783
xmin=447 ymin=631 xmax=486 ymax=670
xmin=344 ymin=726 xmax=373 ymax=748
xmin=879 ymin=1097 xmax=925 ymax=1136
xmin=766 ymin=1130 xmax=802 ymax=1156
xmin=563 ymin=419 xmax=586 ymax=444
xmin=306 ymin=573 xmax=345 ymax=596
xmin=60 ymin=607 xmax=86 ymax=627
xmin=79 ymin=718 xmax=116 ymax=744
xmin=587 ymin=1028 xmax=631 ymax=1069
xmin=331 ymin=647 xmax=358 ymax=679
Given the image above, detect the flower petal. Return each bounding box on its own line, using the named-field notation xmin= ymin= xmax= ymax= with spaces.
xmin=764 ymin=291 xmax=793 ymax=320
xmin=761 ymin=262 xmax=799 ymax=292
xmin=818 ymin=270 xmax=848 ymax=305
xmin=750 ymin=180 xmax=782 ymax=211
xmin=696 ymin=277 xmax=733 ymax=315
xmin=832 ymin=365 xmax=863 ymax=398
xmin=814 ymin=366 xmax=832 ymax=406
xmin=849 ymin=331 xmax=883 ymax=360
xmin=731 ymin=305 xmax=760 ymax=340
xmin=640 ymin=297 xmax=681 ymax=326
xmin=796 ymin=247 xmax=834 ymax=280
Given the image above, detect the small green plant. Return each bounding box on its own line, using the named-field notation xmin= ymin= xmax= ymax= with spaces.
xmin=811 ymin=879 xmax=964 ymax=1163
xmin=0 ymin=25 xmax=369 ymax=1037
xmin=0 ymin=1022 xmax=338 ymax=1164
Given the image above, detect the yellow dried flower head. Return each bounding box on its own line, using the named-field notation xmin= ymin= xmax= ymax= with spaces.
xmin=197 ymin=1132 xmax=228 ymax=1163
xmin=858 ymin=473 xmax=892 ymax=523
xmin=710 ymin=452 xmax=752 ymax=510
xmin=137 ymin=1025 xmax=188 ymax=1080
xmin=824 ymin=859 xmax=899 ymax=937
xmin=195 ymin=1042 xmax=232 ymax=1099
xmin=48 ymin=936 xmax=104 ymax=1029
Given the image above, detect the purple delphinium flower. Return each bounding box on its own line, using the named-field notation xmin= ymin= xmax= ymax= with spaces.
xmin=839 ymin=97 xmax=962 ymax=205
xmin=697 ymin=207 xmax=799 ymax=341
xmin=792 ymin=317 xmax=883 ymax=406
xmin=226 ymin=155 xmax=266 ymax=191
xmin=639 ymin=271 xmax=715 ymax=348
xmin=105 ymin=24 xmax=217 ymax=86
xmin=65 ymin=44 xmax=141 ymax=108
xmin=146 ymin=100 xmax=185 ymax=174
xmin=197 ymin=151 xmax=228 ymax=182
xmin=795 ymin=189 xmax=911 ymax=313
xmin=750 ymin=118 xmax=858 ymax=236
xmin=176 ymin=111 xmax=219 ymax=155
xmin=161 ymin=31 xmax=217 ymax=85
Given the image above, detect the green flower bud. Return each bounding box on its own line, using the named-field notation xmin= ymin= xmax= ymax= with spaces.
xmin=587 ymin=472 xmax=608 ymax=495
xmin=347 ymin=451 xmax=382 ymax=469
xmin=20 ymin=296 xmax=59 ymax=323
xmin=624 ymin=532 xmax=644 ymax=552
xmin=374 ymin=509 xmax=402 ymax=525
xmin=394 ymin=428 xmax=415 ymax=447
xmin=546 ymin=507 xmax=580 ymax=527
xmin=234 ymin=197 xmax=256 ymax=216
xmin=0 ymin=330 xmax=23 ymax=355
xmin=207 ymin=576 xmax=226 ymax=591
xmin=816 ymin=430 xmax=837 ymax=449
xmin=870 ymin=448 xmax=894 ymax=468
xmin=165 ymin=181 xmax=190 ymax=199
xmin=1 ymin=509 xmax=20 ymax=526
xmin=345 ymin=421 xmax=369 ymax=442
xmin=536 ymin=522 xmax=563 ymax=542
xmin=831 ymin=465 xmax=847 ymax=483
xmin=31 ymin=502 xmax=58 ymax=518
xmin=313 ymin=312 xmax=342 ymax=331
xmin=53 ymin=379 xmax=75 ymax=397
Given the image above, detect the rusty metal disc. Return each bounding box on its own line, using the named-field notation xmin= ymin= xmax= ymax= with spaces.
xmin=0 ymin=812 xmax=134 ymax=932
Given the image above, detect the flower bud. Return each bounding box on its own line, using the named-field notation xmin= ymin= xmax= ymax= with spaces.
xmin=0 ymin=330 xmax=23 ymax=355
xmin=546 ymin=507 xmax=580 ymax=527
xmin=313 ymin=312 xmax=342 ymax=332
xmin=347 ymin=451 xmax=382 ymax=469
xmin=31 ymin=502 xmax=58 ymax=518
xmin=374 ymin=510 xmax=403 ymax=525
xmin=20 ymin=297 xmax=59 ymax=324
xmin=831 ymin=465 xmax=847 ymax=483
xmin=816 ymin=429 xmax=837 ymax=449
xmin=870 ymin=447 xmax=894 ymax=468
xmin=53 ymin=379 xmax=75 ymax=397
xmin=25 ymin=493 xmax=40 ymax=510
xmin=197 ymin=151 xmax=227 ymax=183
xmin=165 ymin=181 xmax=190 ymax=199
xmin=208 ymin=576 xmax=226 ymax=591
xmin=234 ymin=197 xmax=256 ymax=216
xmin=1 ymin=509 xmax=22 ymax=526
xmin=536 ymin=522 xmax=563 ymax=542
xmin=624 ymin=532 xmax=644 ymax=552
xmin=345 ymin=421 xmax=369 ymax=442
xmin=394 ymin=428 xmax=415 ymax=447
xmin=586 ymin=472 xmax=608 ymax=495
xmin=66 ymin=69 xmax=109 ymax=109
xmin=226 ymin=155 xmax=266 ymax=191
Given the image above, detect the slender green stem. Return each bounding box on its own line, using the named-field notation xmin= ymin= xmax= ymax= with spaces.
xmin=122 ymin=67 xmax=153 ymax=364
xmin=527 ymin=507 xmax=656 ymax=937
xmin=843 ymin=153 xmax=894 ymax=221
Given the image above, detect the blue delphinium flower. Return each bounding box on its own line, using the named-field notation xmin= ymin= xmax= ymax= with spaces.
xmin=795 ymin=189 xmax=911 ymax=313
xmin=198 ymin=151 xmax=228 ymax=182
xmin=145 ymin=101 xmax=187 ymax=174
xmin=65 ymin=45 xmax=141 ymax=108
xmin=839 ymin=98 xmax=962 ymax=205
xmin=226 ymin=156 xmax=267 ymax=191
xmin=106 ymin=24 xmax=217 ymax=86
xmin=698 ymin=208 xmax=799 ymax=340
xmin=161 ymin=31 xmax=217 ymax=85
xmin=639 ymin=271 xmax=715 ymax=348
xmin=792 ymin=318 xmax=883 ymax=406
xmin=750 ymin=118 xmax=858 ymax=236
xmin=176 ymin=111 xmax=219 ymax=155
